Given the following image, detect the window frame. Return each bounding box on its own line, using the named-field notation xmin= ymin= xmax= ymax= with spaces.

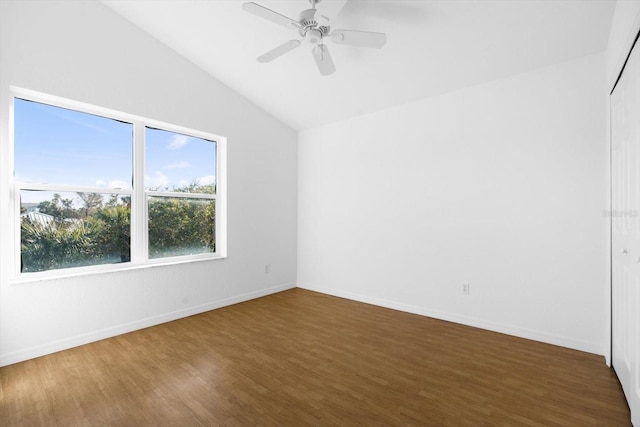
xmin=10 ymin=87 xmax=227 ymax=281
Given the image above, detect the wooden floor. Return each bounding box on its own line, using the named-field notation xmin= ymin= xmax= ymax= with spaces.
xmin=0 ymin=289 xmax=631 ymax=426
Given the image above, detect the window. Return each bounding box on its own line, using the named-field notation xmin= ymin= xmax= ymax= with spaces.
xmin=13 ymin=92 xmax=225 ymax=276
xmin=145 ymin=127 xmax=217 ymax=259
xmin=15 ymin=99 xmax=133 ymax=273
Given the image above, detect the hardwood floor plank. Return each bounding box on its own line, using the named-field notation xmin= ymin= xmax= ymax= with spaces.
xmin=0 ymin=288 xmax=631 ymax=426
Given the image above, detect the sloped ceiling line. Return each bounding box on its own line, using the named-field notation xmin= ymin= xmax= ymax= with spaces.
xmin=101 ymin=0 xmax=615 ymax=131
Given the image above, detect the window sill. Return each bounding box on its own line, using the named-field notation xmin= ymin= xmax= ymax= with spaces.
xmin=10 ymin=254 xmax=227 ymax=285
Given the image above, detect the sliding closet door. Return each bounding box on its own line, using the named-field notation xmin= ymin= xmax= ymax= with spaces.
xmin=611 ymin=37 xmax=640 ymax=426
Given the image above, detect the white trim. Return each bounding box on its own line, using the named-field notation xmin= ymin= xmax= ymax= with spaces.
xmin=10 ymin=253 xmax=225 ymax=285
xmin=16 ymin=183 xmax=132 ymax=194
xmin=132 ymin=122 xmax=146 ymax=264
xmin=8 ymin=95 xmax=18 ymax=279
xmin=146 ymin=191 xmax=215 ymax=199
xmin=0 ymin=283 xmax=296 ymax=367
xmin=216 ymin=135 xmax=228 ymax=258
xmin=299 ymin=284 xmax=604 ymax=356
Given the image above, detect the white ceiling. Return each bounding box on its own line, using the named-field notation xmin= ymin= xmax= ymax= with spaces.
xmin=101 ymin=0 xmax=616 ymax=131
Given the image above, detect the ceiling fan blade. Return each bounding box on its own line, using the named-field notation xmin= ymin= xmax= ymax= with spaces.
xmin=242 ymin=2 xmax=300 ymax=29
xmin=312 ymin=44 xmax=336 ymax=76
xmin=257 ymin=40 xmax=301 ymax=63
xmin=330 ymin=29 xmax=387 ymax=48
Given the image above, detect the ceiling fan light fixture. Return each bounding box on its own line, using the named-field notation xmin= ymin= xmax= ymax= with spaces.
xmin=305 ymin=28 xmax=322 ymax=44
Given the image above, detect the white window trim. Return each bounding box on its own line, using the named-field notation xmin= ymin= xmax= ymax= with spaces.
xmin=9 ymin=86 xmax=227 ymax=282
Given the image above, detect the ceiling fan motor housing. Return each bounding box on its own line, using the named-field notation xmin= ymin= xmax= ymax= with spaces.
xmin=299 ymin=8 xmax=329 ymax=44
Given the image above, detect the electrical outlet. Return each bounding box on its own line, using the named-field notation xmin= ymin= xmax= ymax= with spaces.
xmin=264 ymin=264 xmax=271 ymax=274
xmin=462 ymin=283 xmax=470 ymax=295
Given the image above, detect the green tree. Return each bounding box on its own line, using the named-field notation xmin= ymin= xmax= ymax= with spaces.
xmin=21 ymin=217 xmax=99 ymax=272
xmin=37 ymin=193 xmax=79 ymax=219
xmin=148 ymin=188 xmax=215 ymax=258
xmin=87 ymin=203 xmax=131 ymax=262
xmin=77 ymin=192 xmax=103 ymax=217
xmin=21 ymin=184 xmax=215 ymax=272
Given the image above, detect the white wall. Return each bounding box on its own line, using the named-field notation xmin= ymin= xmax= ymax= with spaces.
xmin=298 ymin=52 xmax=607 ymax=354
xmin=0 ymin=0 xmax=297 ymax=366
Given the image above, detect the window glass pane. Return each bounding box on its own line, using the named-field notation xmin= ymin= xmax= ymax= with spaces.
xmin=21 ymin=190 xmax=131 ymax=273
xmin=14 ymin=98 xmax=132 ymax=189
xmin=145 ymin=127 xmax=216 ymax=194
xmin=148 ymin=196 xmax=215 ymax=259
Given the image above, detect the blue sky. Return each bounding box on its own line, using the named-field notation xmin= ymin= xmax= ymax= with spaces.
xmin=145 ymin=127 xmax=217 ymax=191
xmin=15 ymin=98 xmax=216 ymax=204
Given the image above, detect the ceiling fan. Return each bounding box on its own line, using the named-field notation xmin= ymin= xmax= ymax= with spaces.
xmin=242 ymin=0 xmax=387 ymax=76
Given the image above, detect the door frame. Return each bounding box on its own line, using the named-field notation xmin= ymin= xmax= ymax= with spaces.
xmin=609 ymin=22 xmax=640 ymax=367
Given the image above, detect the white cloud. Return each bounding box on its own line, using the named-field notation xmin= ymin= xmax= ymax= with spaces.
xmin=145 ymin=171 xmax=169 ymax=189
xmin=167 ymin=134 xmax=190 ymax=150
xmin=96 ymin=179 xmax=130 ymax=190
xmin=164 ymin=161 xmax=190 ymax=169
xmin=198 ymin=175 xmax=216 ymax=186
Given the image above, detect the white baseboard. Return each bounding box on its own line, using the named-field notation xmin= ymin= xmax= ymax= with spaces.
xmin=298 ymin=284 xmax=604 ymax=356
xmin=2 ymin=282 xmax=604 ymax=367
xmin=0 ymin=282 xmax=295 ymax=367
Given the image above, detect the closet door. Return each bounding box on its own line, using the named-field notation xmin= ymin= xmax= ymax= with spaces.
xmin=611 ymin=37 xmax=640 ymax=426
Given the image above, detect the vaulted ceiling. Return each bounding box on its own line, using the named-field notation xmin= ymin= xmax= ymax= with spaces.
xmin=101 ymin=0 xmax=616 ymax=131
